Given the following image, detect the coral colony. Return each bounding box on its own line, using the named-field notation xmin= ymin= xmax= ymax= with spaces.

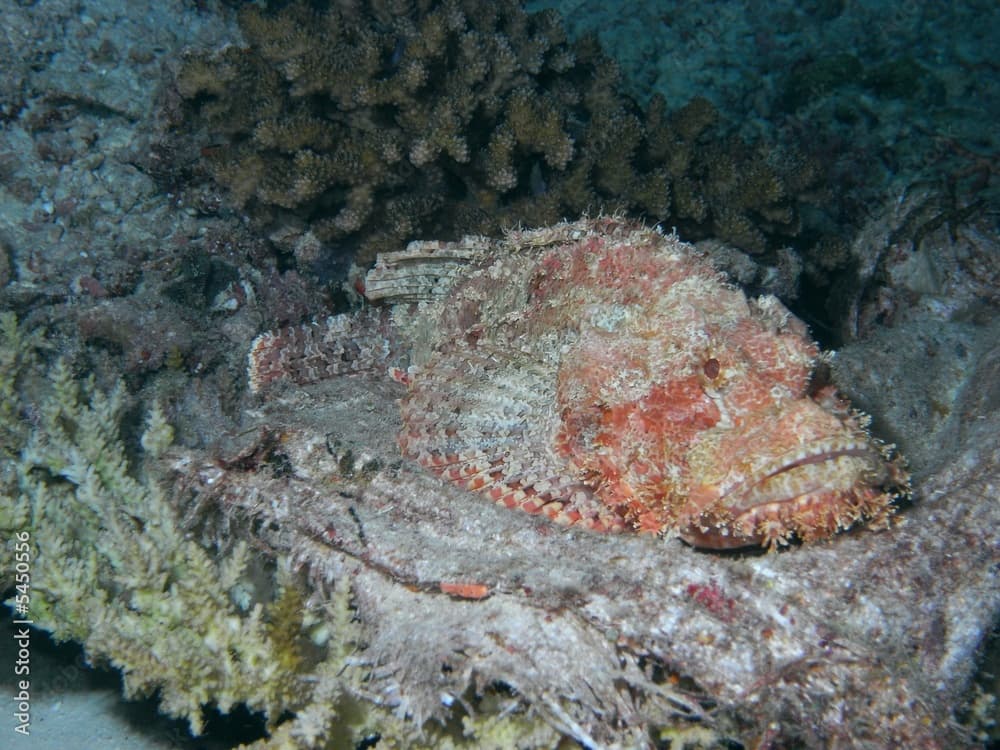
xmin=175 ymin=1 xmax=818 ymax=269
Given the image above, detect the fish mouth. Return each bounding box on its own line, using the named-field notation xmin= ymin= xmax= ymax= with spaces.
xmin=759 ymin=442 xmax=882 ymax=480
xmin=718 ymin=439 xmax=886 ymax=514
xmin=678 ymin=439 xmax=890 ymax=549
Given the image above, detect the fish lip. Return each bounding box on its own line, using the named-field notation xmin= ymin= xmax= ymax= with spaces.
xmin=716 ymin=440 xmax=883 ymax=506
xmin=760 ymin=444 xmax=880 ymax=480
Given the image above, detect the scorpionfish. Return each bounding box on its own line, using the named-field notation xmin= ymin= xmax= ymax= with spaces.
xmin=249 ymin=217 xmax=908 ymax=549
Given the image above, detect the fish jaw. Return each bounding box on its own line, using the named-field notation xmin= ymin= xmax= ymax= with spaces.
xmin=677 ymin=399 xmax=906 ymax=549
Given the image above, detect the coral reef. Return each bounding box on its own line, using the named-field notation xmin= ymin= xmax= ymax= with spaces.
xmin=525 ymin=0 xmax=998 ymax=344
xmin=165 ymin=0 xmax=821 ymax=275
xmin=3 ymin=210 xmax=998 ymax=747
xmin=2 ymin=1 xmax=998 ymax=746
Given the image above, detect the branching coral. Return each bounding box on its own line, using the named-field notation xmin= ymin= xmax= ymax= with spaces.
xmin=168 ymin=0 xmax=821 ymax=272
xmin=8 ymin=354 xmax=303 ymax=731
xmin=0 ymin=314 xmax=338 ymax=738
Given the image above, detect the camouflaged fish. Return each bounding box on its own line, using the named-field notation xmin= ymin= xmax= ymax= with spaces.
xmin=249 ymin=217 xmax=908 ymax=549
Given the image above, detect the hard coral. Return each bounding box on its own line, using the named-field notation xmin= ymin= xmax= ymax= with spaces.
xmin=170 ymin=0 xmax=823 ymax=275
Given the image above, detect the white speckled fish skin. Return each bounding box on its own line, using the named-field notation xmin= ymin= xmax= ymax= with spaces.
xmin=250 ymin=217 xmax=908 ymax=548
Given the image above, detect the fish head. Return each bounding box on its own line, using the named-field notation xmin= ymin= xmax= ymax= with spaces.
xmin=557 ymin=290 xmax=907 ymax=549
xmin=675 ymin=296 xmax=907 ymax=549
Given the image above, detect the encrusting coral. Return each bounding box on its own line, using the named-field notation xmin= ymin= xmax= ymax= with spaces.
xmin=167 ymin=0 xmax=821 ymax=271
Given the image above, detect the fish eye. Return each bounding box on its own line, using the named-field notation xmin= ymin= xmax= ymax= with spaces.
xmin=703 ymin=357 xmax=721 ymax=379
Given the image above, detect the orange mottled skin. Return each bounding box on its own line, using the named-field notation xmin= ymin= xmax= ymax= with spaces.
xmin=249 ymin=217 xmax=907 ymax=549
xmin=397 ymin=219 xmax=907 ymax=549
